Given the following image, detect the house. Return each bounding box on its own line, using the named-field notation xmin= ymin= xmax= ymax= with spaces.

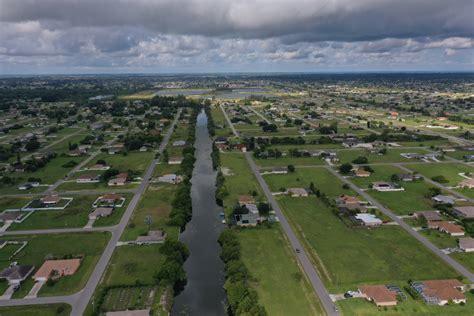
xmin=431 ymin=195 xmax=455 ymax=205
xmin=77 ymin=173 xmax=100 ymax=183
xmin=411 ymin=279 xmax=467 ymax=305
xmin=88 ymin=163 xmax=110 ymax=171
xmin=353 ymin=213 xmax=382 ymax=226
xmin=0 ymin=211 xmax=24 ymax=223
xmin=33 ymin=259 xmax=81 ymax=282
xmin=168 ymin=156 xmax=183 ymax=165
xmin=354 ymin=168 xmax=371 ymax=177
xmin=89 ymin=207 xmax=114 ymax=220
xmin=0 ymin=264 xmax=35 ymax=285
xmin=414 ymin=211 xmax=442 ymax=222
xmin=459 ymin=178 xmax=474 ymax=189
xmin=135 ymin=230 xmax=167 ymax=244
xmin=287 ymin=188 xmax=309 ymax=197
xmin=359 ymin=285 xmax=398 ymax=306
xmin=108 ymin=173 xmax=128 ymax=186
xmin=214 ymin=137 xmax=228 ymax=145
xmin=459 ymin=238 xmax=474 ymax=252
xmin=234 ymin=213 xmax=259 ymax=227
xmin=68 ymin=149 xmax=86 ymax=157
xmin=428 ymin=221 xmax=465 ymax=236
xmin=399 ymin=173 xmax=422 ymax=182
xmin=107 ymin=144 xmax=125 ymax=155
xmin=157 ymin=174 xmax=182 ymax=184
xmin=244 ymin=204 xmax=259 ymax=214
xmin=336 ymin=195 xmax=361 ymax=205
xmin=238 ymin=195 xmax=256 ymax=205
xmin=18 ymin=182 xmax=40 ymax=190
xmin=452 ymin=206 xmax=474 ymax=219
xmin=40 ymin=194 xmax=61 ymax=206
xmin=271 ymin=167 xmax=288 ymax=174
xmin=464 ymin=155 xmax=474 ymax=162
xmin=172 ymin=140 xmax=186 ymax=147
xmin=372 ymin=182 xmax=404 ymax=192
xmin=105 ymin=309 xmax=151 ymax=316
xmin=96 ymin=193 xmax=124 ymax=206
xmin=234 ymin=144 xmax=247 ymax=152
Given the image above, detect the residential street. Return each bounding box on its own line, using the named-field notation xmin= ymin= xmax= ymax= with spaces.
xmin=245 ymin=152 xmax=340 ymax=316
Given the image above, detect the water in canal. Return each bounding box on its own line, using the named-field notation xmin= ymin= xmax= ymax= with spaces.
xmin=171 ymin=109 xmax=227 ymax=316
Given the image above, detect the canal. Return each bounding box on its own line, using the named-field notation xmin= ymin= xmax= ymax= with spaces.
xmin=171 ymin=109 xmax=227 ymax=316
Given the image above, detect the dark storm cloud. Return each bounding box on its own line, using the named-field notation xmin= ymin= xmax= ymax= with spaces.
xmin=1 ymin=0 xmax=473 ymax=42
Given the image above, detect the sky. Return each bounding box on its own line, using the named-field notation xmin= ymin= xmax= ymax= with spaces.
xmin=0 ymin=0 xmax=473 ymax=74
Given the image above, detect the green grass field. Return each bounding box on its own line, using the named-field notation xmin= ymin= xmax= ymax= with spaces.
xmin=6 ymin=232 xmax=109 ymax=297
xmin=88 ymin=151 xmax=155 ymax=175
xmin=220 ymin=153 xmax=264 ymax=216
xmin=336 ymin=148 xmax=431 ymax=165
xmin=405 ymin=163 xmax=474 ymax=186
xmin=278 ymin=196 xmax=459 ymax=292
xmin=0 ymin=304 xmax=71 ymax=316
xmin=264 ymin=167 xmax=357 ymax=198
xmin=368 ymin=181 xmax=442 ymax=215
xmin=238 ymin=226 xmax=324 ymax=316
xmin=256 ymin=156 xmax=326 ymax=167
xmin=121 ymin=184 xmax=179 ymax=241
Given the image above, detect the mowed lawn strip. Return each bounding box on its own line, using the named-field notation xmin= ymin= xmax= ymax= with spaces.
xmin=0 ymin=304 xmax=71 ymax=316
xmin=238 ymin=226 xmax=324 ymax=316
xmin=405 ymin=163 xmax=474 ymax=186
xmin=278 ymin=196 xmax=459 ymax=292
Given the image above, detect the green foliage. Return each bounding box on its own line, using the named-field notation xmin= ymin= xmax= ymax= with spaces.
xmin=339 ymin=163 xmax=353 ymax=175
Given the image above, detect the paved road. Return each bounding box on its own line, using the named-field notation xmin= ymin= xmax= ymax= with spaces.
xmin=247 ymin=106 xmax=270 ymax=124
xmin=219 ymin=104 xmax=239 ymax=137
xmin=395 ymin=164 xmax=474 ymax=204
xmin=0 ymin=110 xmax=182 ymax=314
xmin=245 ymin=152 xmax=338 ymax=316
xmin=325 ymin=166 xmax=474 ymax=282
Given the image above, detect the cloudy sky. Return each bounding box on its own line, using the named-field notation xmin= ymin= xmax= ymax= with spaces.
xmin=0 ymin=0 xmax=473 ymax=74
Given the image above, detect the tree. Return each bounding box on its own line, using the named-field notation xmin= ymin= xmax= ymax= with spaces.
xmin=25 ymin=139 xmax=40 ymax=151
xmin=431 ymin=175 xmax=449 ymax=184
xmin=287 ymin=165 xmax=295 ymax=173
xmin=352 ymin=156 xmax=368 ymax=164
xmin=391 ymin=174 xmax=400 ymax=183
xmin=257 ymin=202 xmax=270 ymax=215
xmin=339 ymin=163 xmax=353 ymax=175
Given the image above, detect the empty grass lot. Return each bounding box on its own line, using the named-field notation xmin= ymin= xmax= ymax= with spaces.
xmin=0 ymin=304 xmax=71 ymax=316
xmin=220 ymin=153 xmax=264 ymax=216
xmin=278 ymin=196 xmax=459 ymax=292
xmin=368 ymin=181 xmax=443 ymax=215
xmin=238 ymin=226 xmax=324 ymax=316
xmin=256 ymin=155 xmax=326 ymax=167
xmin=88 ymin=151 xmax=155 ymax=175
xmin=405 ymin=163 xmax=474 ymax=186
xmin=264 ymin=167 xmax=357 ymax=198
xmin=7 ymin=232 xmax=109 ymax=298
xmin=211 ymin=107 xmax=233 ymax=137
xmin=121 ymin=184 xmax=179 ymax=241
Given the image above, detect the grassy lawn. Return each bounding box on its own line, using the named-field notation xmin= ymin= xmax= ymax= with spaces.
xmin=220 ymin=153 xmax=264 ymax=216
xmin=8 ymin=195 xmax=99 ymax=230
xmin=88 ymin=151 xmax=155 ymax=175
xmin=14 ymin=156 xmax=85 ymax=184
xmin=121 ymin=184 xmax=179 ymax=241
xmin=256 ymin=156 xmax=325 ymax=167
xmin=405 ymin=163 xmax=474 ymax=186
xmin=368 ymin=181 xmax=442 ymax=215
xmin=264 ymin=167 xmax=357 ymax=198
xmin=337 ymin=291 xmax=474 ymax=316
xmin=278 ymin=196 xmax=459 ymax=292
xmin=7 ymin=232 xmax=109 ymax=298
xmin=0 ymin=304 xmax=71 ymax=316
xmin=100 ymin=245 xmax=165 ymax=286
xmin=0 ymin=196 xmax=33 ymax=210
xmin=336 ymin=148 xmax=431 ymax=165
xmin=349 ymin=165 xmax=403 ymax=189
xmin=211 ymin=107 xmax=233 ymax=137
xmin=102 ymin=286 xmax=164 ymax=314
xmin=238 ymin=226 xmax=324 ymax=316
